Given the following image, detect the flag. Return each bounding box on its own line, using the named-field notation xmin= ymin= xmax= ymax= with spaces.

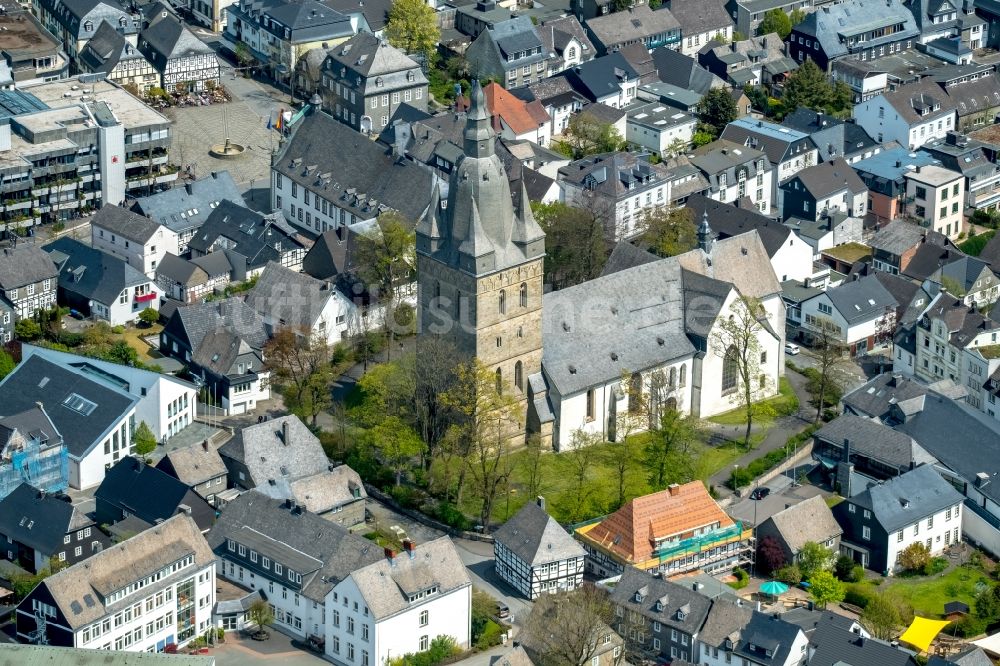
xmin=276 ymin=109 xmax=284 ymax=131
xmin=266 ymin=112 xmax=273 ymax=130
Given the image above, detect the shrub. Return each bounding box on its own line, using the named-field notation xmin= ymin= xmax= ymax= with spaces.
xmin=775 ymin=564 xmax=802 ymax=585
xmin=844 ymin=582 xmax=876 ymax=609
xmin=835 ymin=555 xmax=856 ymax=581
xmin=728 ymin=567 xmax=750 ymax=589
xmin=431 ymin=501 xmax=472 ymax=531
xmin=898 ymin=542 xmax=931 ymax=572
xmin=955 ymin=615 xmax=988 ymax=638
xmin=924 ymin=557 xmax=948 ymax=576
xmin=389 ymin=485 xmax=421 ymax=509
xmin=476 ymin=620 xmax=504 ymax=650
xmin=851 ymin=564 xmax=866 ymax=583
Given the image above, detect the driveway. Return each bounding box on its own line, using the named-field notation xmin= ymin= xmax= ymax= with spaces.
xmin=725 ymin=477 xmax=830 ymax=528
xmin=211 ymin=630 xmax=326 ymax=666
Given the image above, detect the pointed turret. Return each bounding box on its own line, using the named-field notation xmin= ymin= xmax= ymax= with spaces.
xmin=512 ymin=179 xmax=545 ymax=259
xmin=698 ymin=210 xmax=713 ymax=253
xmin=458 ymin=199 xmax=496 ymax=272
xmin=463 ymin=80 xmax=495 ymax=159
xmin=416 ymin=180 xmax=445 ymax=254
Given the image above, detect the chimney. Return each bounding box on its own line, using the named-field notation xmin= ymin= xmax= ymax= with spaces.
xmin=286 ymin=498 xmax=295 ymax=509
xmin=202 ymin=439 xmax=209 ymax=451
xmin=895 ymin=160 xmax=901 ymax=168
xmin=915 ymin=165 xmax=922 ymax=174
xmin=185 ymin=182 xmax=193 ymax=195
xmin=403 ymin=539 xmax=416 ymax=559
xmin=536 ymin=496 xmax=546 ymax=510
xmin=35 ymin=401 xmax=43 ymax=411
xmin=667 ymin=483 xmax=680 ymax=496
xmin=282 ymin=420 xmax=290 ymax=446
xmin=211 ymin=171 xmax=218 ymax=179
xmin=384 ymin=546 xmax=396 ymax=561
xmin=843 ymin=437 xmax=851 ymax=463
xmin=178 ymin=504 xmax=192 ymax=516
xmin=976 ymin=472 xmax=991 ymax=488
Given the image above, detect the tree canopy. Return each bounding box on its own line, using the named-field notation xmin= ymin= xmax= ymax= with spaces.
xmin=757 ymin=9 xmax=792 ymax=39
xmin=781 ymin=59 xmax=852 ymax=117
xmin=385 ymin=0 xmax=440 ymax=65
xmin=533 ymin=202 xmax=610 ymax=290
xmin=556 ymin=113 xmax=627 ymax=159
xmin=697 ymin=88 xmax=738 ymax=139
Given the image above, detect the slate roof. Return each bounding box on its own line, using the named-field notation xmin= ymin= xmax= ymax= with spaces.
xmin=188 ymin=201 xmax=304 ymax=269
xmin=0 ymin=644 xmax=214 ymax=665
xmin=668 ymin=0 xmax=731 ymax=36
xmin=600 ymin=240 xmax=659 ymax=276
xmin=903 ymin=242 xmax=968 ymax=282
xmin=929 ymin=646 xmax=994 ymax=666
xmin=274 ymin=111 xmax=433 ymax=224
xmin=132 ymin=171 xmax=243 ymax=235
xmin=219 ymin=415 xmax=328 ymax=487
xmin=252 ymin=464 xmax=366 ymax=515
xmin=580 ymin=482 xmax=734 ymax=565
xmin=849 ymin=464 xmax=963 ymax=532
xmin=934 ymin=256 xmax=994 ymax=297
xmin=760 ymin=495 xmax=842 ymax=554
xmin=301 ymin=227 xmax=357 ymax=281
xmin=168 ymin=297 xmax=269 ymax=357
xmin=698 ymin=598 xmax=754 ymax=646
xmin=322 ymin=0 xmax=391 ymax=31
xmin=537 ymin=16 xmax=595 ymax=60
xmin=156 ymin=440 xmax=227 ymax=487
xmin=96 ymin=457 xmax=216 ymax=531
xmin=843 ymin=373 xmax=930 ymax=419
xmin=323 ymin=32 xmax=425 ymax=97
xmin=720 ymin=118 xmax=815 ymax=166
xmin=564 ymin=52 xmax=639 ymax=102
xmin=0 ymin=355 xmax=136 ymax=459
xmin=586 ymin=5 xmax=679 ymax=51
xmin=880 ymin=77 xmax=957 ymax=125
xmin=815 ymin=413 xmax=935 ymax=469
xmin=690 ymin=139 xmax=768 ymax=187
xmin=190 ymin=252 xmax=232 ymax=278
xmin=793 ymin=0 xmax=919 ymax=62
xmin=138 ymin=11 xmax=214 ymax=70
xmin=244 ymin=262 xmax=338 ymax=330
xmin=609 ymin=566 xmax=712 ymax=633
xmin=78 ymin=20 xmax=135 ymax=73
xmin=809 ymin=622 xmax=917 ymax=666
xmin=0 ymin=405 xmax=61 ymax=453
xmin=811 ymin=274 xmax=898 ymax=325
xmin=90 ymin=204 xmax=162 ymax=244
xmin=493 ymin=499 xmax=584 ymax=566
xmin=734 ymin=611 xmax=805 ymax=666
xmin=685 ymin=194 xmax=791 ymax=258
xmin=781 ymin=109 xmax=880 ymax=161
xmin=205 ymin=491 xmax=384 ymax=603
xmin=0 ymin=482 xmax=85 ymax=555
xmin=348 ymin=536 xmax=471 ymax=620
xmin=650 ymin=47 xmax=722 ymax=95
xmin=868 ymin=220 xmax=936 ymax=257
xmin=787 ymin=158 xmax=867 ymax=199
xmin=0 ymin=243 xmax=58 ymax=290
xmin=29 ymin=513 xmax=213 ymax=629
xmin=155 ymin=253 xmax=207 ymax=286
xmin=558 ymin=151 xmax=670 ymax=200
xmin=43 ymin=238 xmax=148 ymax=307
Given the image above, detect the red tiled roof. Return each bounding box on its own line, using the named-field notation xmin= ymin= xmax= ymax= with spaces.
xmin=483 ymin=82 xmax=550 ymax=136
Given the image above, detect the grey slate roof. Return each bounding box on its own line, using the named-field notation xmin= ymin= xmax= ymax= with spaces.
xmin=44 ymin=237 xmax=149 ymax=307
xmin=760 ymin=495 xmax=842 ymax=554
xmin=810 ymin=274 xmax=898 ymax=325
xmin=698 ymin=599 xmax=753 ymax=646
xmin=492 ymin=499 xmax=584 ymax=566
xmin=156 ymin=440 xmax=227 ymax=487
xmin=815 ymin=413 xmax=935 ymax=470
xmin=0 ymin=405 xmax=61 ymax=453
xmin=0 ymin=355 xmax=137 ymax=459
xmin=734 ymin=611 xmax=805 ymax=666
xmin=793 ymin=0 xmax=919 ymax=62
xmin=155 ymin=252 xmax=207 ymax=286
xmin=0 ymin=482 xmax=82 ymax=555
xmin=809 ymin=616 xmax=918 ymax=666
xmin=787 ymin=158 xmax=867 ymax=199
xmin=219 ymin=415 xmax=328 ymax=487
xmin=650 ymin=46 xmax=724 ymax=94
xmin=850 ymin=464 xmax=963 ymax=532
xmin=96 ymin=457 xmax=216 ymax=531
xmin=868 ymin=220 xmax=935 ymax=257
xmin=842 ymin=373 xmax=931 ymax=419
xmin=205 ymin=491 xmax=383 ymax=603
xmin=667 ymin=0 xmax=732 ymax=36
xmin=190 ymin=252 xmax=232 ymax=278
xmin=600 ymin=240 xmax=659 ymax=276
xmin=90 ymin=204 xmax=162 ymax=244
xmin=188 ymin=201 xmax=304 ymax=270
xmin=132 ymin=171 xmax=243 ymax=235
xmin=586 ymin=5 xmax=680 ymax=51
xmin=0 ymin=644 xmax=214 ymax=665
xmin=0 ymin=244 xmax=58 ymax=290
xmin=323 ymin=32 xmax=425 ymax=94
xmin=538 ymin=16 xmax=595 ymax=60
xmin=880 ymin=77 xmax=957 ymax=126
xmin=929 ymin=646 xmax=994 ymax=666
xmin=685 ymin=194 xmax=791 ymax=258
xmin=170 ymin=297 xmax=269 ymax=356
xmin=77 ymin=20 xmax=135 ymax=73
xmin=720 ymin=118 xmax=815 ymax=166
xmin=138 ymin=12 xmax=215 ymax=70
xmin=609 ymin=566 xmax=712 ymax=635
xmin=564 ymin=53 xmax=639 ymax=102
xmin=244 ymin=262 xmax=338 ymax=330
xmin=781 ymin=109 xmax=880 ymax=162
xmin=557 ymin=151 xmax=671 ymax=200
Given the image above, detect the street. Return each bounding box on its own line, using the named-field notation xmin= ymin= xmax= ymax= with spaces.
xmin=725 ymin=474 xmax=830 ymax=527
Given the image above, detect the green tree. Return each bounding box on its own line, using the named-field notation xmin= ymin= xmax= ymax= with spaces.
xmin=558 ymin=112 xmax=626 ymax=158
xmin=138 ymin=307 xmax=159 ymax=326
xmin=809 ymin=570 xmax=846 ymax=609
xmin=354 ymin=212 xmax=415 ymax=360
xmin=234 ymin=41 xmax=254 ymax=69
xmin=102 ymin=341 xmax=139 ymax=366
xmin=789 ymin=8 xmax=807 ymax=27
xmin=15 ymin=318 xmax=41 ymax=341
xmin=861 ymin=592 xmax=902 ymax=640
xmin=533 ymin=201 xmax=610 ymax=289
xmin=639 ymin=207 xmax=697 ymax=257
xmin=643 ymin=408 xmax=702 ymax=487
xmin=781 ymin=59 xmax=852 ymax=117
xmin=132 ymin=421 xmax=157 ymax=456
xmin=798 ymin=541 xmax=835 ymax=580
xmin=385 ymin=0 xmax=440 ymax=65
xmin=247 ymin=599 xmax=274 ymax=638
xmin=0 ymin=349 xmax=15 ymax=380
xmin=697 ymin=88 xmax=739 ymax=138
xmin=757 ymin=9 xmax=792 ymax=39
xmin=692 ymin=130 xmax=715 ymax=147
xmin=565 ymin=430 xmax=601 ymax=523
xmin=975 ymin=585 xmax=1000 ymax=623
xmin=520 ymin=584 xmax=616 ymax=666
xmin=368 ymin=415 xmax=425 ymax=485
xmin=264 ymin=327 xmax=342 ymax=425
xmin=806 ymin=316 xmax=847 ymax=423
xmin=897 ymin=542 xmax=931 ymax=572
xmin=775 ymin=563 xmax=802 ymax=585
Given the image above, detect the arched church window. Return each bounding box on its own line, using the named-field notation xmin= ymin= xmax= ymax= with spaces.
xmin=499 ymin=289 xmax=506 ymax=314
xmin=519 ymin=283 xmax=527 ymax=307
xmin=515 ymin=361 xmax=523 ymax=392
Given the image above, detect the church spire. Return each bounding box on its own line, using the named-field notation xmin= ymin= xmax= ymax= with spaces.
xmin=463 ymin=80 xmax=495 ymax=159
xmin=698 ymin=210 xmax=713 ymax=253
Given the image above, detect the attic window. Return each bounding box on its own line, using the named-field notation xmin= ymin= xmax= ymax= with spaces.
xmin=62 ymin=393 xmax=97 ymax=416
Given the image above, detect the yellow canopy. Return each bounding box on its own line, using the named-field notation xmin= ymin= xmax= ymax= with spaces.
xmin=899 ymin=616 xmax=951 ymax=652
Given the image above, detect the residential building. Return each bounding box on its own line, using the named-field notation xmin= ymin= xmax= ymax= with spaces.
xmin=520 ymin=610 xmax=623 ymax=666
xmin=853 ymin=78 xmax=958 ymax=150
xmin=904 ymin=164 xmax=966 ymax=239
xmin=727 ymin=0 xmax=813 ymax=40
xmin=326 ymin=536 xmax=472 ymax=666
xmin=780 ymin=158 xmax=868 ymax=222
xmin=537 ymin=16 xmax=595 ymax=73
xmin=0 ymin=79 xmax=174 ymax=228
xmin=138 ymin=9 xmax=220 ymax=93
xmin=319 ymin=33 xmax=428 ymax=134
xmin=453 ymin=0 xmax=512 ymax=39
xmin=77 ymin=23 xmax=157 ymax=92
xmin=755 ymin=495 xmax=842 ymax=565
xmin=563 ymin=52 xmax=639 ymax=108
xmin=15 ymin=513 xmax=216 ymax=651
xmin=32 ymin=0 xmax=139 ymax=60
xmin=690 ymin=139 xmax=773 ymax=213
xmin=205 ymin=491 xmax=384 ymax=642
xmin=132 ymin=171 xmax=244 ymax=253
xmin=799 ymin=274 xmax=898 ymax=355
xmin=484 ymin=82 xmax=551 ymax=146
xmin=0 ymin=4 xmax=68 ymax=87
xmin=0 ymin=354 xmax=136 ymax=489
xmin=585 ymin=5 xmax=681 ymax=55
xmin=0 ymin=481 xmax=108 ymax=573
xmin=0 ymin=243 xmax=58 ymax=320
xmin=0 ymin=405 xmax=67 ymax=499
xmin=661 ymin=155 xmax=710 ymax=207
xmin=188 ymin=0 xmax=237 ymax=31
xmin=95 ymin=457 xmax=215 ymax=532
xmin=672 ymin=0 xmax=733 ymax=56
xmin=650 ymin=46 xmax=725 ymax=96
xmin=155 ymin=440 xmax=229 ymax=506
xmin=465 ymin=16 xmax=554 ymax=90
xmin=270 ymin=110 xmax=433 ymax=236
xmin=557 ymin=151 xmax=672 ymax=239
xmin=809 ymin=622 xmax=919 ymax=666
xmin=223 ymin=0 xmax=357 ymax=81
xmin=812 ymin=414 xmax=933 ymax=480
xmin=219 ymin=415 xmax=329 ymax=491
xmin=159 ymin=298 xmax=271 ymax=415
xmin=189 ymin=201 xmax=306 ymax=274
xmin=155 ymin=252 xmax=231 ymax=304
xmin=720 ymin=117 xmax=817 ymax=211
xmin=697 ymin=33 xmax=796 ymax=90
xmin=625 ymin=102 xmax=696 ymax=156
xmin=921 ymin=64 xmax=1000 ymax=131
xmin=575 ymin=482 xmax=754 ymax=577
xmin=493 ymin=496 xmax=585 ymax=599
xmin=786 ymin=213 xmax=865 ymax=260
xmin=44 ymin=238 xmax=156 ymax=325
xmin=21 ymin=344 xmax=199 ymax=449
xmin=781 ymin=109 xmax=881 ymax=165
xmin=931 ymin=255 xmax=1000 ymax=307
xmin=90 ymin=204 xmax=178 ymax=278
xmin=922 ymin=132 xmax=1000 ymax=213
xmin=245 ymin=262 xmax=359 ymax=345
xmin=609 ymin=566 xmax=711 ymax=663
xmin=830 ymin=59 xmax=890 ymax=104
xmin=788 ymin=0 xmax=920 ymax=71
xmin=253 ymin=464 xmax=367 ymax=526
xmin=698 ymin=606 xmax=809 ymax=666
xmin=833 ymin=464 xmax=964 ymax=573
xmin=853 ymin=149 xmax=942 ymax=224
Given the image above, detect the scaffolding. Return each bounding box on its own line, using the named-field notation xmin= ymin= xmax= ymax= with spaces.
xmin=0 ymin=440 xmax=69 ymax=499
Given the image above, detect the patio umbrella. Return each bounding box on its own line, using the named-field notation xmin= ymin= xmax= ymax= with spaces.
xmin=760 ymin=581 xmax=789 ymax=596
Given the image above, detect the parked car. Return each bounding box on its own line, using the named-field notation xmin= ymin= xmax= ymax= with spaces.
xmin=785 ymin=343 xmax=800 ymax=355
xmin=496 ymin=601 xmax=510 ymax=619
xmin=750 ymin=487 xmax=771 ymax=500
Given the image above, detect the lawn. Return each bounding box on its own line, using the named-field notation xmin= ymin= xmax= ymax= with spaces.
xmin=883 ymin=565 xmax=995 ymax=619
xmin=708 ymin=377 xmax=799 ymax=427
xmin=118 ymin=323 xmax=164 ymax=364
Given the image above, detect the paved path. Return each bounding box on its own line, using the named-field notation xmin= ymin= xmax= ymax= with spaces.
xmin=707 ymin=371 xmax=816 ymax=497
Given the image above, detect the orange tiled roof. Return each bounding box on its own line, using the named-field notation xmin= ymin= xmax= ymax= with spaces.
xmin=483 ymin=82 xmax=550 ymax=136
xmin=580 ymin=481 xmax=734 ymax=565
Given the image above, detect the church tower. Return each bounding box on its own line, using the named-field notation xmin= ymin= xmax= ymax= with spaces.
xmin=416 ymin=81 xmax=546 ymax=440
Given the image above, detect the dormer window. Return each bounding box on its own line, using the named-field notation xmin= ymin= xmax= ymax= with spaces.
xmin=84 ymin=20 xmax=93 ymax=31
xmin=635 ymin=591 xmax=644 ymax=602
xmin=119 ymin=17 xmax=128 ymax=27
xmin=376 ymin=77 xmax=384 ymax=88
